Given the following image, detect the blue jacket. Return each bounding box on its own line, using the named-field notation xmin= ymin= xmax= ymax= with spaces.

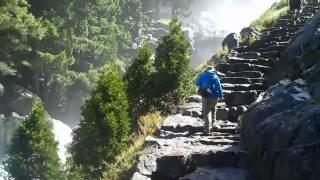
xmin=196 ymin=70 xmax=224 ymax=98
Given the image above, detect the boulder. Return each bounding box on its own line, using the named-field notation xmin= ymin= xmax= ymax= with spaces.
xmin=239 ymin=27 xmax=260 ymax=46
xmin=0 ymin=84 xmax=35 ymax=116
xmin=240 ymin=80 xmax=320 ymax=180
xmin=0 ymin=83 xmax=3 ymax=96
xmin=222 ymin=33 xmax=239 ymax=50
xmin=289 ymin=0 xmax=302 ymax=10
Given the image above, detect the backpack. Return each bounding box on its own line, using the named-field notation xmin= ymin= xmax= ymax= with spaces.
xmin=198 ymin=73 xmax=216 ymax=98
xmin=198 ymin=87 xmax=212 ymax=98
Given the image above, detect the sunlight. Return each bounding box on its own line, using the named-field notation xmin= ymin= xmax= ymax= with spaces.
xmin=200 ymin=0 xmax=280 ymax=34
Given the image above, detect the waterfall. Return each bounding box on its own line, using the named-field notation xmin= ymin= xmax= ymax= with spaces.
xmin=0 ymin=115 xmax=73 ymax=179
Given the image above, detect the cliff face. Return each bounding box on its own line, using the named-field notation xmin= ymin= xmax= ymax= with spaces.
xmin=133 ymin=2 xmax=320 ymax=180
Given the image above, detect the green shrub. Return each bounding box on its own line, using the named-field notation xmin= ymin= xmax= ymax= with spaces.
xmin=251 ymin=0 xmax=289 ymax=31
xmin=125 ymin=43 xmax=154 ymax=117
xmin=102 ymin=135 xmax=145 ymax=180
xmin=215 ymin=46 xmax=230 ymax=63
xmin=138 ymin=112 xmax=163 ymax=135
xmin=5 ymin=100 xmax=63 ymax=180
xmin=152 ymin=18 xmax=193 ymax=113
xmin=70 ymin=64 xmax=132 ymax=179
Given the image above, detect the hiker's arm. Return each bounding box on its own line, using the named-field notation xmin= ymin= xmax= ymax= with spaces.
xmin=217 ymin=78 xmax=224 ymax=97
xmin=195 ymin=75 xmax=203 ymax=95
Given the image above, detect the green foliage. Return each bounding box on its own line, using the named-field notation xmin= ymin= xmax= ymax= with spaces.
xmin=125 ymin=43 xmax=153 ymax=116
xmin=5 ymin=100 xmax=63 ymax=180
xmin=138 ymin=112 xmax=163 ymax=135
xmin=251 ymin=0 xmax=289 ymax=31
xmin=215 ymin=46 xmax=230 ymax=63
xmin=153 ymin=18 xmax=193 ymax=113
xmin=0 ymin=62 xmax=17 ymax=76
xmin=102 ymin=135 xmax=145 ymax=180
xmin=70 ymin=65 xmax=132 ymax=179
xmin=0 ymin=0 xmax=46 ymax=60
xmin=155 ymin=19 xmax=192 ymax=77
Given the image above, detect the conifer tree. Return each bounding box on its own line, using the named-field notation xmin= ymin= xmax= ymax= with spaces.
xmin=5 ymin=100 xmax=63 ymax=180
xmin=125 ymin=43 xmax=153 ymax=115
xmin=153 ymin=18 xmax=193 ymax=111
xmin=70 ymin=65 xmax=132 ymax=179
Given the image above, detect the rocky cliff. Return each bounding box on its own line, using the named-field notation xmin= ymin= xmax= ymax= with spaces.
xmin=132 ymin=2 xmax=320 ymax=180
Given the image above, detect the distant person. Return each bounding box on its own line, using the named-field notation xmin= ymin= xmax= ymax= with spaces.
xmin=196 ymin=64 xmax=224 ymax=135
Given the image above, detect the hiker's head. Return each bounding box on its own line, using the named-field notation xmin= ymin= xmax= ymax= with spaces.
xmin=206 ymin=65 xmax=215 ymax=71
xmin=205 ymin=62 xmax=215 ymax=71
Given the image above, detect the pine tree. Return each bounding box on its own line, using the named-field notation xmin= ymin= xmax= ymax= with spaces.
xmin=125 ymin=43 xmax=153 ymax=115
xmin=5 ymin=100 xmax=63 ymax=180
xmin=70 ymin=65 xmax=132 ymax=179
xmin=153 ymin=18 xmax=193 ymax=112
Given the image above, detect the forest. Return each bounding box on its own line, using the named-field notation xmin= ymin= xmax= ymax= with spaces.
xmin=0 ymin=0 xmax=195 ymax=179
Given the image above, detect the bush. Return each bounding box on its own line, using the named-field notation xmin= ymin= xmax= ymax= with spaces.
xmin=102 ymin=136 xmax=145 ymax=180
xmin=125 ymin=43 xmax=153 ymax=117
xmin=70 ymin=64 xmax=132 ymax=179
xmin=5 ymin=100 xmax=63 ymax=180
xmin=215 ymin=46 xmax=230 ymax=63
xmin=138 ymin=112 xmax=163 ymax=135
xmin=251 ymin=0 xmax=289 ymax=31
xmin=152 ymin=18 xmax=193 ymax=113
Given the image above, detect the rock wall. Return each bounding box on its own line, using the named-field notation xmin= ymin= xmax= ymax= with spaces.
xmin=241 ymin=80 xmax=320 ymax=180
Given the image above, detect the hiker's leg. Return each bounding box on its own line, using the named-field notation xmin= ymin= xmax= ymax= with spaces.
xmin=202 ymin=98 xmax=211 ymax=134
xmin=210 ymin=97 xmax=218 ymax=126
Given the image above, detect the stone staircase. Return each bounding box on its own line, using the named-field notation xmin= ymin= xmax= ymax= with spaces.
xmin=216 ymin=3 xmax=320 ymax=122
xmin=132 ymin=3 xmax=320 ymax=180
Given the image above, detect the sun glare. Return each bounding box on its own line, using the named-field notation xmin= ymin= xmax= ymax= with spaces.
xmin=200 ymin=0 xmax=280 ymax=34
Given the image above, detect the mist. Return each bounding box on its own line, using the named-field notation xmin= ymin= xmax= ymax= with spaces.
xmin=181 ymin=0 xmax=280 ymax=66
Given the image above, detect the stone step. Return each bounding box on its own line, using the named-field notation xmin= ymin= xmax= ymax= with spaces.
xmin=274 ymin=21 xmax=292 ymax=27
xmin=152 ymin=147 xmax=248 ymax=179
xmin=221 ymin=77 xmax=265 ymax=84
xmin=236 ymin=52 xmax=260 ymax=59
xmin=224 ymin=90 xmax=259 ymax=106
xmin=216 ymin=63 xmax=271 ymax=73
xmin=161 ymin=115 xmax=238 ymax=134
xmin=259 ymin=45 xmax=288 ymax=52
xmin=179 ymin=167 xmax=251 ymax=180
xmin=232 ymin=46 xmax=248 ymax=53
xmin=228 ymin=57 xmax=273 ymax=67
xmin=260 ymin=51 xmax=282 ymax=59
xmin=259 ymin=35 xmax=292 ymax=43
xmin=261 ymin=27 xmax=300 ymax=34
xmin=145 ymin=135 xmax=240 ymax=147
xmin=224 ymin=71 xmax=264 ymax=78
xmin=264 ymin=30 xmax=292 ymax=38
xmin=216 ymin=105 xmax=248 ymax=122
xmin=222 ymin=83 xmax=266 ymax=91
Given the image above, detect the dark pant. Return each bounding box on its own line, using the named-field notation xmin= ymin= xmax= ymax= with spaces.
xmin=202 ymin=97 xmax=218 ymax=134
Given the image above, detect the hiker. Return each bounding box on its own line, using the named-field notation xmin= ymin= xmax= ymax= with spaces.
xmin=196 ymin=65 xmax=224 ymax=135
